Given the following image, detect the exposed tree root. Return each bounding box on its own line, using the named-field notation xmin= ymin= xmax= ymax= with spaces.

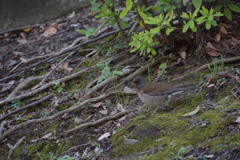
xmin=7 ymin=136 xmax=26 ymax=159
xmin=0 ymin=67 xmax=93 ymax=107
xmin=172 ymin=56 xmax=240 ymax=81
xmin=8 ymin=75 xmax=47 ymax=98
xmin=0 ymin=91 xmax=135 ymax=141
xmin=0 ymin=94 xmax=54 ymax=121
xmin=65 ymin=109 xmax=134 ymax=135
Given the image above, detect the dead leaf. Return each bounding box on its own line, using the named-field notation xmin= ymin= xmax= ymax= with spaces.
xmin=22 ymin=28 xmax=32 ymax=32
xmin=58 ymin=61 xmax=73 ymax=72
xmin=98 ymin=131 xmax=116 ymax=141
xmin=234 ymin=117 xmax=240 ymax=123
xmin=17 ymin=39 xmax=28 ymax=45
xmin=153 ymin=66 xmax=160 ymax=74
xmin=139 ymin=19 xmax=145 ymax=28
xmin=41 ymin=132 xmax=52 ymax=139
xmin=231 ymin=37 xmax=240 ymax=43
xmin=206 ymin=50 xmax=220 ymax=56
xmin=117 ymin=103 xmax=125 ymax=112
xmin=179 ymin=51 xmax=186 ymax=59
xmin=117 ymin=116 xmax=126 ymax=122
xmin=205 ymin=154 xmax=214 ymax=158
xmin=13 ymin=51 xmax=24 ymax=55
xmin=43 ymin=27 xmax=57 ymax=37
xmin=215 ymin=33 xmax=221 ymax=42
xmin=207 ymin=84 xmax=215 ymax=88
xmin=20 ymin=32 xmax=26 ymax=38
xmin=182 ymin=106 xmax=200 ymax=117
xmin=206 ymin=43 xmax=220 ymax=56
xmin=20 ymin=57 xmax=28 ymax=63
xmin=92 ymin=102 xmax=104 ymax=108
xmin=123 ymin=86 xmax=134 ymax=93
xmin=99 ymin=110 xmax=108 ymax=115
xmin=220 ymin=26 xmax=228 ymax=35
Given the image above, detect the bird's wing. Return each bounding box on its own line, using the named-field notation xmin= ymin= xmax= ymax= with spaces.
xmin=143 ymin=82 xmax=172 ymax=95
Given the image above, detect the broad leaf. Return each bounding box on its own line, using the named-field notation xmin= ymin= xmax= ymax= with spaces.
xmin=126 ymin=0 xmax=133 ymax=10
xmin=139 ymin=10 xmax=148 ymax=20
xmin=120 ymin=8 xmax=128 ymax=19
xmin=192 ymin=0 xmax=202 ymax=9
xmin=214 ymin=5 xmax=222 ymax=12
xmin=228 ymin=4 xmax=240 ymax=12
xmin=224 ymin=7 xmax=232 ymax=21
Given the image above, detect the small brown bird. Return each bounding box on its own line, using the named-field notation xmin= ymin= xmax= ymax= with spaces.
xmin=128 ymin=76 xmax=197 ymax=106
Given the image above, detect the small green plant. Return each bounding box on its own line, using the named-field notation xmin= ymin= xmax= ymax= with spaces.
xmin=181 ymin=7 xmax=223 ymax=32
xmin=56 ymin=155 xmax=78 ymax=160
xmin=97 ymin=64 xmax=123 ymax=83
xmin=169 ymin=146 xmax=186 ymax=160
xmin=40 ymin=111 xmax=50 ymax=117
xmin=53 ymin=82 xmax=65 ymax=94
xmin=129 ymin=29 xmax=159 ymax=58
xmin=11 ymin=100 xmax=21 ymax=110
xmin=76 ymin=28 xmax=97 ymax=37
xmin=91 ymin=142 xmax=100 ymax=147
xmin=196 ymin=7 xmax=224 ymax=29
xmin=157 ymin=62 xmax=167 ymax=77
xmin=214 ymin=0 xmax=240 ymax=21
xmin=155 ymin=0 xmax=181 ymax=12
xmin=129 ymin=10 xmax=175 ymax=59
xmin=82 ymin=155 xmax=90 ymax=160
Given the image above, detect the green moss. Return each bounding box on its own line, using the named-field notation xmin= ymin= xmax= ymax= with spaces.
xmin=82 ymin=59 xmax=93 ymax=67
xmin=58 ymin=102 xmax=72 ymax=110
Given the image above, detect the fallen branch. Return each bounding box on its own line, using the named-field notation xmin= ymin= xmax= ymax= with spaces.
xmin=65 ymin=109 xmax=134 ymax=134
xmin=195 ymin=56 xmax=240 ymax=72
xmin=0 ymin=94 xmax=54 ymax=122
xmin=172 ymin=56 xmax=240 ymax=81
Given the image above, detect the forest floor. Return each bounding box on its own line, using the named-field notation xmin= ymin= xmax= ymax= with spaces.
xmin=0 ymin=3 xmax=240 ymax=160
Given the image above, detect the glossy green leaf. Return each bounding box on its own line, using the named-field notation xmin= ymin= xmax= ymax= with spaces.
xmin=159 ymin=62 xmax=167 ymax=69
xmin=182 ymin=23 xmax=189 ymax=33
xmin=120 ymin=8 xmax=128 ymax=19
xmin=196 ymin=16 xmax=206 ymax=24
xmin=211 ymin=20 xmax=217 ymax=26
xmin=183 ymin=0 xmax=188 ymax=5
xmin=228 ymin=4 xmax=240 ymax=12
xmin=191 ymin=26 xmax=197 ymax=32
xmin=139 ymin=10 xmax=148 ymax=20
xmin=206 ymin=20 xmax=211 ymax=29
xmin=90 ymin=0 xmax=96 ymax=5
xmin=181 ymin=12 xmax=190 ymax=19
xmin=224 ymin=7 xmax=232 ymax=21
xmin=126 ymin=0 xmax=133 ymax=10
xmin=192 ymin=0 xmax=202 ymax=9
xmin=91 ymin=3 xmax=101 ymax=12
xmin=208 ymin=15 xmax=213 ymax=21
xmin=113 ymin=70 xmax=123 ymax=75
xmin=214 ymin=5 xmax=222 ymax=12
xmin=189 ymin=20 xmax=195 ymax=28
